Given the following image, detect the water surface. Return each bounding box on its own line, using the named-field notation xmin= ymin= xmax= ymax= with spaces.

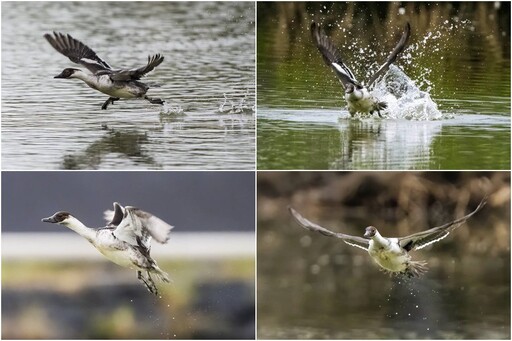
xmin=258 ymin=209 xmax=510 ymax=339
xmin=2 ymin=2 xmax=255 ymax=170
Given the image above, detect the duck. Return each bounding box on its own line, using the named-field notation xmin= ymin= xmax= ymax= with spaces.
xmin=310 ymin=22 xmax=411 ymax=117
xmin=44 ymin=32 xmax=165 ymax=110
xmin=42 ymin=202 xmax=173 ymax=295
xmin=289 ymin=198 xmax=486 ymax=277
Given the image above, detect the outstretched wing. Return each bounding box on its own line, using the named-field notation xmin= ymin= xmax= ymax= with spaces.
xmin=399 ymin=198 xmax=486 ymax=251
xmin=44 ymin=32 xmax=112 ymax=74
xmin=109 ymin=54 xmax=164 ymax=81
xmin=288 ymin=206 xmax=369 ymax=251
xmin=310 ymin=22 xmax=361 ymax=89
xmin=367 ymin=22 xmax=411 ymax=88
xmin=113 ymin=204 xmax=173 ymax=249
xmin=104 ymin=202 xmax=125 ymax=227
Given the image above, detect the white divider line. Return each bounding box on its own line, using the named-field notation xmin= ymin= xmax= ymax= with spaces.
xmin=2 ymin=232 xmax=255 ymax=260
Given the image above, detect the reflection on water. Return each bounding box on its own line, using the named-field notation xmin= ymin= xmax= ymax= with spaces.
xmin=61 ymin=126 xmax=158 ymax=169
xmin=258 ymin=110 xmax=510 ymax=169
xmin=257 ymin=2 xmax=510 ymax=170
xmin=2 ymin=2 xmax=255 ymax=170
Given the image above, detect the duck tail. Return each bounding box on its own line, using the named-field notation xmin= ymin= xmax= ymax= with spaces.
xmin=377 ymin=101 xmax=387 ymax=110
xmin=404 ymin=260 xmax=428 ymax=278
xmin=151 ymin=265 xmax=171 ymax=283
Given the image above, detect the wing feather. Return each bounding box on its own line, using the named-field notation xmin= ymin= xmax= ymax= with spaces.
xmin=310 ymin=22 xmax=361 ymax=89
xmin=44 ymin=32 xmax=112 ymax=74
xmin=109 ymin=54 xmax=164 ymax=81
xmin=112 ymin=204 xmax=173 ymax=248
xmin=399 ymin=198 xmax=486 ymax=251
xmin=288 ymin=206 xmax=369 ymax=250
xmin=367 ymin=22 xmax=411 ymax=87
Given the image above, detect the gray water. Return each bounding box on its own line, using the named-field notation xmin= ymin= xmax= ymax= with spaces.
xmin=2 ymin=2 xmax=255 ymax=170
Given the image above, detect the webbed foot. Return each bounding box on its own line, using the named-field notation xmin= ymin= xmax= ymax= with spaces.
xmin=144 ymin=96 xmax=165 ymax=105
xmin=101 ymin=97 xmax=120 ymax=110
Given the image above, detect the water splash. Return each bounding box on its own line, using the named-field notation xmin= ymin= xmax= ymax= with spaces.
xmin=218 ymin=90 xmax=255 ymax=114
xmin=160 ymin=102 xmax=185 ymax=115
xmin=372 ymin=65 xmax=443 ymax=120
xmin=310 ymin=18 xmax=474 ymax=120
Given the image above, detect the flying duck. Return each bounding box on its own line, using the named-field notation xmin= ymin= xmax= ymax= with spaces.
xmin=289 ymin=198 xmax=486 ymax=277
xmin=44 ymin=32 xmax=165 ymax=110
xmin=310 ymin=22 xmax=411 ymax=117
xmin=42 ymin=202 xmax=173 ymax=295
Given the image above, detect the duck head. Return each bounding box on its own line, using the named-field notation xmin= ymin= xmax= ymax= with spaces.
xmin=364 ymin=226 xmax=377 ymax=238
xmin=54 ymin=68 xmax=81 ymax=79
xmin=42 ymin=211 xmax=72 ymax=225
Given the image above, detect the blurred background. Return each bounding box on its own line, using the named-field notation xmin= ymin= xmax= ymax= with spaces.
xmin=258 ymin=172 xmax=510 ymax=339
xmin=2 ymin=171 xmax=255 ymax=339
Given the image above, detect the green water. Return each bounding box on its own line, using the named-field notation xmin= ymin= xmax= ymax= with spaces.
xmin=257 ymin=2 xmax=510 ymax=170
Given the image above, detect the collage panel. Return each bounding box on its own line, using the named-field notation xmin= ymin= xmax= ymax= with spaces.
xmin=257 ymin=2 xmax=510 ymax=170
xmin=2 ymin=171 xmax=255 ymax=339
xmin=2 ymin=1 xmax=255 ymax=170
xmin=257 ymin=171 xmax=510 ymax=339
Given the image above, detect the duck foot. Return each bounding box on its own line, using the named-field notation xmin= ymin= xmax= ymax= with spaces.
xmin=144 ymin=96 xmax=165 ymax=105
xmin=101 ymin=97 xmax=120 ymax=110
xmin=137 ymin=270 xmax=159 ymax=296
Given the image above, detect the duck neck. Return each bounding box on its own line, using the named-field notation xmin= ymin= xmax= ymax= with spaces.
xmin=372 ymin=231 xmax=390 ymax=248
xmin=63 ymin=216 xmax=96 ymax=243
xmin=70 ymin=70 xmax=99 ymax=89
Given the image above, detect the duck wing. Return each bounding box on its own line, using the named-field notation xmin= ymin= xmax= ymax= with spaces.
xmin=44 ymin=32 xmax=112 ymax=74
xmin=109 ymin=54 xmax=164 ymax=81
xmin=367 ymin=22 xmax=411 ymax=88
xmin=104 ymin=202 xmax=124 ymax=227
xmin=310 ymin=22 xmax=362 ymax=89
xmin=289 ymin=206 xmax=369 ymax=251
xmin=399 ymin=198 xmax=486 ymax=252
xmin=105 ymin=203 xmax=173 ymax=249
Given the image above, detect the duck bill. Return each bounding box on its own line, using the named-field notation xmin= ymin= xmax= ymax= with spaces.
xmin=54 ymin=72 xmax=67 ymax=79
xmin=363 ymin=230 xmax=372 ymax=238
xmin=41 ymin=216 xmax=57 ymax=223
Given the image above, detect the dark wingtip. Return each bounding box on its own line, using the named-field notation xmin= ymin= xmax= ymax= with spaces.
xmin=43 ymin=32 xmax=54 ymax=42
xmin=404 ymin=22 xmax=411 ymax=42
xmin=109 ymin=202 xmax=124 ymax=226
xmin=474 ymin=196 xmax=487 ymax=212
xmin=310 ymin=22 xmax=321 ymax=37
